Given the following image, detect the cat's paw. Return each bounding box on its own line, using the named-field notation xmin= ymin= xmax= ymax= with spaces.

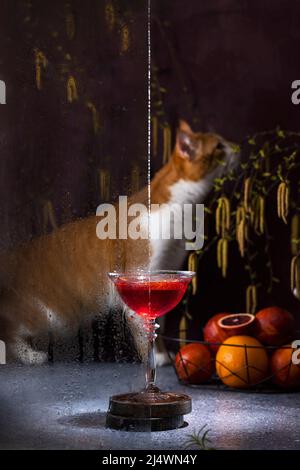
xmin=14 ymin=341 xmax=48 ymax=365
xmin=22 ymin=349 xmax=48 ymax=365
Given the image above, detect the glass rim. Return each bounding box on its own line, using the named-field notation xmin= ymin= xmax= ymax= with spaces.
xmin=108 ymin=270 xmax=196 ymax=280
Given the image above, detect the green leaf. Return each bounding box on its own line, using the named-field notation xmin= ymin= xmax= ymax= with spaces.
xmin=231 ymin=144 xmax=241 ymax=154
xmin=183 ymin=425 xmax=215 ymax=451
xmin=277 ymin=128 xmax=285 ymax=138
xmin=259 ymin=149 xmax=265 ymax=158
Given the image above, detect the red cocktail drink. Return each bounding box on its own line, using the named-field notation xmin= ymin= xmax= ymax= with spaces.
xmin=109 ymin=271 xmax=194 ymax=395
xmin=114 ymin=276 xmax=191 ymax=319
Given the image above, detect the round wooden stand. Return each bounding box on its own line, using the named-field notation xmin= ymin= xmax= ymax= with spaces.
xmin=106 ymin=391 xmax=192 ymax=432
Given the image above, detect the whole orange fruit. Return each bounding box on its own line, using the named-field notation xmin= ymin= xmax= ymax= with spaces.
xmin=270 ymin=345 xmax=300 ymax=389
xmin=175 ymin=343 xmax=213 ymax=384
xmin=216 ymin=336 xmax=269 ymax=389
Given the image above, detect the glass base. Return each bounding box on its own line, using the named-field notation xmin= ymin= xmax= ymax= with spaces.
xmin=106 ymin=390 xmax=192 ymax=431
xmin=106 ymin=412 xmax=185 ymax=432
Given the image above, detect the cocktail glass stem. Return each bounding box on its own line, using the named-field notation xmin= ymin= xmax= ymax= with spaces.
xmin=144 ymin=318 xmax=159 ymax=392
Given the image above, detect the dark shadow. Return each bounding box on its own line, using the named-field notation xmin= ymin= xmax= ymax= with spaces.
xmin=180 ymin=421 xmax=189 ymax=429
xmin=58 ymin=412 xmax=189 ymax=432
xmin=58 ymin=412 xmax=107 ymax=429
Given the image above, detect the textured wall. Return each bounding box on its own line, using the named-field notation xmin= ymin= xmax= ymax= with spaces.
xmin=152 ymin=0 xmax=300 ymax=148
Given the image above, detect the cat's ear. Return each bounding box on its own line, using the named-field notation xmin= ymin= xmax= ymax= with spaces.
xmin=176 ymin=128 xmax=195 ymax=160
xmin=179 ymin=120 xmax=193 ymax=134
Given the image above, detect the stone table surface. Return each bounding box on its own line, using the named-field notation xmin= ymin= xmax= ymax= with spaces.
xmin=0 ymin=363 xmax=299 ymax=450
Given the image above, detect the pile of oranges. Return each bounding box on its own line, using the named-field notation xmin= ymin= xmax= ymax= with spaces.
xmin=175 ymin=306 xmax=300 ymax=390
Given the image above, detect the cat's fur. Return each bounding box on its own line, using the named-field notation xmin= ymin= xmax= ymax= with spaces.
xmin=0 ymin=120 xmax=236 ymax=364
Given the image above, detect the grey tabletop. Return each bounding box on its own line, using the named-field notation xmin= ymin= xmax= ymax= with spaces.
xmin=0 ymin=363 xmax=299 ymax=450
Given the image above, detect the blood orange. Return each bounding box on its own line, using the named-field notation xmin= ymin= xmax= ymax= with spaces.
xmin=270 ymin=345 xmax=300 ymax=389
xmin=255 ymin=307 xmax=295 ymax=346
xmin=203 ymin=312 xmax=231 ymax=354
xmin=175 ymin=343 xmax=213 ymax=384
xmin=218 ymin=313 xmax=255 ymax=337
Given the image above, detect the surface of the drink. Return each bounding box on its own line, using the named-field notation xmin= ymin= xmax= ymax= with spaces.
xmin=114 ymin=276 xmax=191 ymax=319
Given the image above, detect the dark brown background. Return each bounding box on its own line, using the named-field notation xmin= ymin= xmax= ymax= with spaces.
xmin=0 ymin=0 xmax=299 ymax=359
xmin=0 ymin=0 xmax=148 ymax=250
xmin=152 ymin=0 xmax=300 ymax=145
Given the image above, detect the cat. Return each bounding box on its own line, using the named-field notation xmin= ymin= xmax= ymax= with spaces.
xmin=0 ymin=120 xmax=237 ymax=364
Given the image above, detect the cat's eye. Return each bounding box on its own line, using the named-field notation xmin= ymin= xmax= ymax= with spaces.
xmin=216 ymin=142 xmax=224 ymax=151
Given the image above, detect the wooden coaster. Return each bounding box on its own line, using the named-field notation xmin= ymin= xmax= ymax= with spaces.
xmin=106 ymin=391 xmax=192 ymax=431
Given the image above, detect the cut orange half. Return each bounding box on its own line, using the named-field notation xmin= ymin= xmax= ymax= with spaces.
xmin=218 ymin=313 xmax=255 ymax=336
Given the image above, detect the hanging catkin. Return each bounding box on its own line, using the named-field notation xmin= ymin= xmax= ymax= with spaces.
xmin=246 ymin=285 xmax=257 ymax=314
xmin=188 ymin=252 xmax=197 ymax=294
xmin=35 ymin=50 xmax=47 ymax=90
xmin=215 ymin=197 xmax=230 ymax=237
xmin=99 ymin=169 xmax=110 ymax=201
xmin=253 ymin=195 xmax=265 ymax=235
xmin=105 ymin=1 xmax=115 ymax=32
xmin=152 ymin=116 xmax=158 ymax=157
xmin=217 ymin=238 xmax=228 ymax=278
xmin=86 ymin=102 xmax=100 ymax=134
xmin=67 ymin=76 xmax=78 ymax=102
xmin=237 ymin=219 xmax=246 ymax=257
xmin=236 ymin=205 xmax=246 ymax=227
xmin=236 ymin=206 xmax=248 ymax=257
xmin=120 ymin=24 xmax=130 ymax=53
xmin=243 ymin=177 xmax=252 ymax=213
xmin=43 ymin=200 xmax=57 ymax=233
xmin=291 ymin=214 xmax=300 ymax=256
xmin=277 ymin=181 xmax=289 ymax=224
xmin=291 ymin=255 xmax=300 ymax=296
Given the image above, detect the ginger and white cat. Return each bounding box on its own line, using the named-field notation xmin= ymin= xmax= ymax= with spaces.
xmin=0 ymin=120 xmax=236 ymax=364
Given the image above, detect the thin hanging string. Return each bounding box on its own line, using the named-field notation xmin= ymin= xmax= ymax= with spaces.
xmin=147 ymin=0 xmax=152 ymax=273
xmin=147 ymin=0 xmax=152 ymax=332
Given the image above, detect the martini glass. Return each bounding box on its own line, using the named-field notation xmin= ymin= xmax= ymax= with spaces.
xmin=108 ymin=270 xmax=195 ymax=399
